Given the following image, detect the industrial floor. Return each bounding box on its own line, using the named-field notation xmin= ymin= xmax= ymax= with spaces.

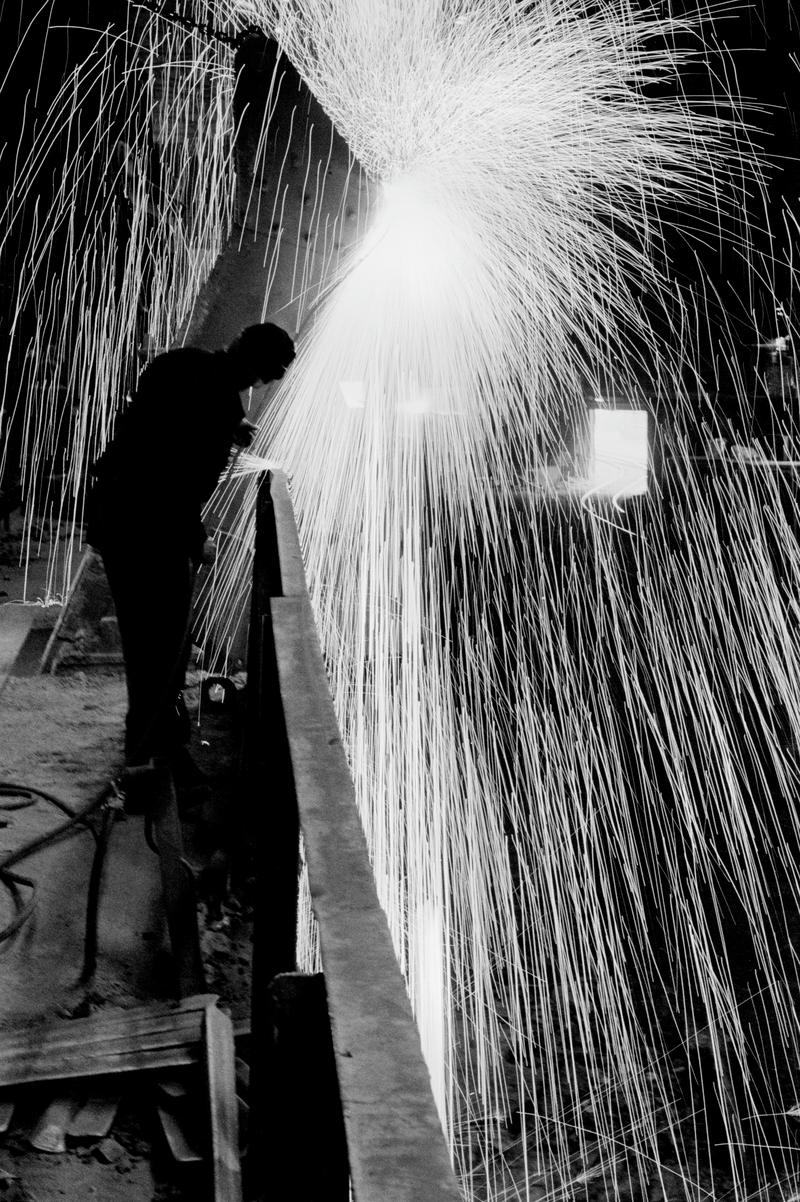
xmin=0 ymin=521 xmax=254 ymax=1201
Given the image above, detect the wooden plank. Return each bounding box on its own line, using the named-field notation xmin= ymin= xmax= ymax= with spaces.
xmin=29 ymin=1095 xmax=79 ymax=1152
xmin=155 ymin=1076 xmax=190 ymax=1103
xmin=0 ymin=604 xmax=36 ymax=693
xmin=0 ymin=994 xmax=218 ymax=1059
xmin=0 ymin=1010 xmax=204 ymax=1064
xmin=0 ymin=1014 xmax=249 ymax=1072
xmin=234 ymin=1058 xmax=249 ymax=1097
xmin=204 ymin=1005 xmax=242 ymax=1202
xmin=38 ymin=551 xmax=90 ymax=674
xmin=0 ymin=1012 xmax=204 ymax=1070
xmin=0 ymin=1012 xmax=249 ymax=1090
xmin=237 ymin=1096 xmax=249 ymax=1159
xmin=68 ymin=1094 xmax=121 ymax=1138
xmin=268 ymin=471 xmax=307 ymax=598
xmin=0 ymin=1040 xmax=202 ymax=1089
xmin=0 ymin=1022 xmax=205 ymax=1078
xmin=157 ymin=1105 xmax=203 ymax=1164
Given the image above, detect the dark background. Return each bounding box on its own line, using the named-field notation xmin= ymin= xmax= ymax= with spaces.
xmin=0 ymin=0 xmax=797 ymax=471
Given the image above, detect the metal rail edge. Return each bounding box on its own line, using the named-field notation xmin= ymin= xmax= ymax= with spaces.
xmin=247 ymin=470 xmax=461 ymax=1201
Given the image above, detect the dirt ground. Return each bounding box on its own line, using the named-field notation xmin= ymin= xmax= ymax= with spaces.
xmin=0 ymin=520 xmax=255 ymax=1202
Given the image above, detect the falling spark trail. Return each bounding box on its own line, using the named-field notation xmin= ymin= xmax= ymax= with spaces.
xmin=205 ymin=3 xmax=800 ymax=1198
xmin=0 ymin=6 xmax=240 ymax=596
xmin=3 ymin=1 xmax=800 ymax=1200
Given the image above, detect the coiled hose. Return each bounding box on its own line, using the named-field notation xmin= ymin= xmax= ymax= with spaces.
xmin=0 ymin=779 xmax=121 ymax=951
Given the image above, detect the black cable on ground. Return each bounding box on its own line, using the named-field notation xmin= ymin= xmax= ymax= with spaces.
xmin=0 ymin=577 xmax=201 ymax=946
xmin=81 ymin=799 xmax=122 ymax=982
xmin=0 ymin=870 xmax=37 ymax=943
xmin=0 ymin=778 xmax=117 ymax=945
xmin=0 ymin=551 xmax=214 ymax=949
xmin=0 ymin=781 xmax=86 ymax=820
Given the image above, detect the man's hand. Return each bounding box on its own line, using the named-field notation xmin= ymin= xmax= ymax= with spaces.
xmin=232 ymin=419 xmax=257 ymax=449
xmin=200 ymin=538 xmax=217 ymax=566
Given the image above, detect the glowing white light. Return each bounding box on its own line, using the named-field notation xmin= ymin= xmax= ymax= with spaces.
xmin=399 ymin=391 xmax=433 ymax=415
xmin=339 ymin=380 xmax=367 ymax=409
xmin=415 ymin=899 xmax=447 ymax=1130
xmin=589 ymin=408 xmax=649 ymax=496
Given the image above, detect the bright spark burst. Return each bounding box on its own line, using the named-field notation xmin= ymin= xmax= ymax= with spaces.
xmin=0 ymin=4 xmax=239 ymax=598
xmin=4 ymin=2 xmax=800 ymax=1200
xmin=213 ymin=1 xmax=800 ymax=1198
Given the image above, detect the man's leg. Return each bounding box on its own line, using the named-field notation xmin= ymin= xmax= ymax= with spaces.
xmin=102 ymin=549 xmax=195 ymax=765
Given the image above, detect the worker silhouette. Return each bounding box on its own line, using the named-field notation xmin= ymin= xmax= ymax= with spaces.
xmin=87 ymin=323 xmax=295 ymax=778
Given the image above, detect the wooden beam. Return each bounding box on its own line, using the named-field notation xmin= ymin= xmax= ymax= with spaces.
xmin=0 ymin=996 xmax=218 ymax=1088
xmin=204 ymin=1003 xmax=242 ymax=1202
xmin=0 ymin=995 xmax=217 ymax=1058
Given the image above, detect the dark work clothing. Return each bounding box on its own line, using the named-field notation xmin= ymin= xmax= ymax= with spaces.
xmin=103 ymin=548 xmax=195 ymax=764
xmin=87 ymin=346 xmax=245 ymax=765
xmin=87 ymin=347 xmax=245 ymax=562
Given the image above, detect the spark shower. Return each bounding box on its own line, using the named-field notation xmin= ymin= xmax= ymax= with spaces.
xmin=2 ymin=1 xmax=800 ymax=1197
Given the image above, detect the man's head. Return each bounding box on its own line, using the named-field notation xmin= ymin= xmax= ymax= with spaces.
xmin=227 ymin=323 xmax=295 ymax=388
